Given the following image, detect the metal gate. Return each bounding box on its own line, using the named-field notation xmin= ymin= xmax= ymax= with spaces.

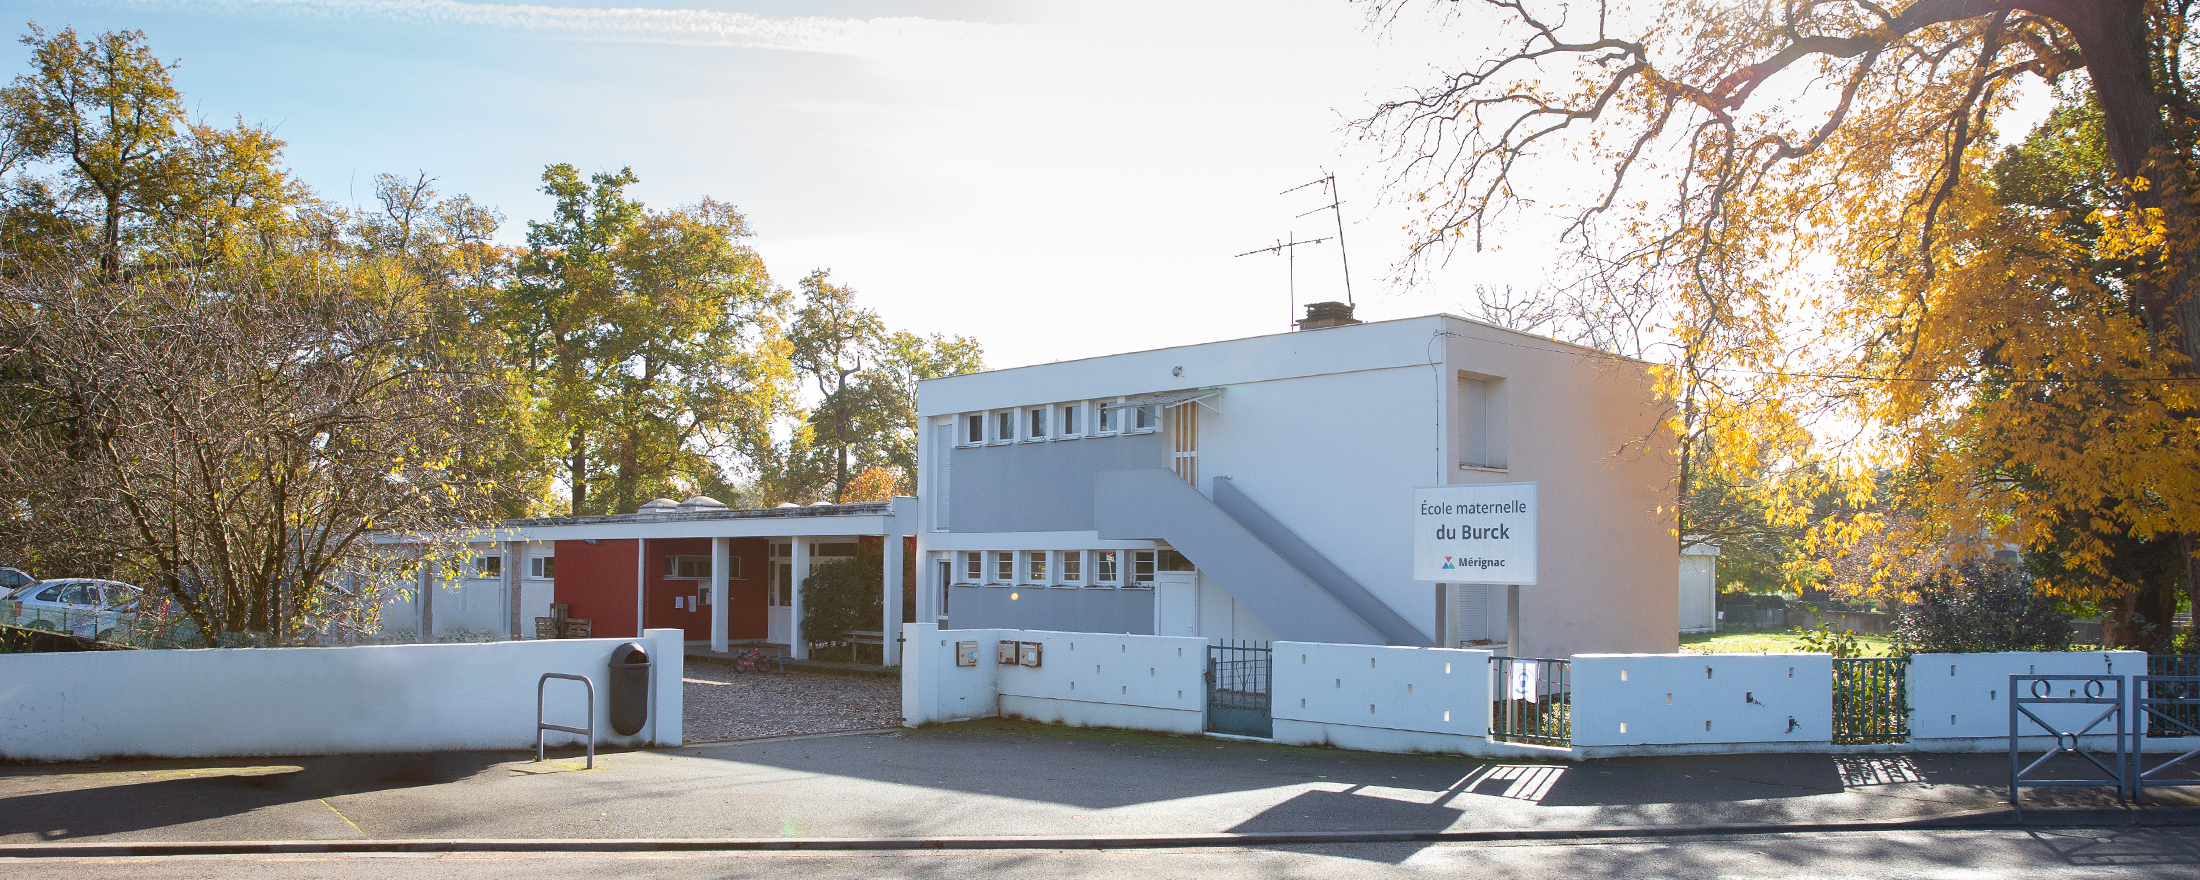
xmin=1205 ymin=641 xmax=1272 ymax=738
xmin=1832 ymin=657 xmax=1910 ymax=744
xmin=1490 ymin=656 xmax=1570 ymax=745
xmin=2009 ymin=674 xmax=2128 ymax=805
xmin=2134 ymin=675 xmax=2200 ymax=802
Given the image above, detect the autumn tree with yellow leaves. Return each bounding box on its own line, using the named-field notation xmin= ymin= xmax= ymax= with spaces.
xmin=1361 ymin=1 xmax=2200 ymax=649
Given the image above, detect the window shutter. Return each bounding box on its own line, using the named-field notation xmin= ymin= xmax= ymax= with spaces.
xmin=1458 ymin=376 xmax=1488 ymax=468
xmin=932 ymin=424 xmax=951 ymax=530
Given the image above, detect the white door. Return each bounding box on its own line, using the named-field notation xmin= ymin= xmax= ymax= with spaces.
xmin=1154 ymin=571 xmax=1197 ymax=637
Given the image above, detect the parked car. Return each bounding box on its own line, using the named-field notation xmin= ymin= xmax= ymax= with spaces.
xmin=0 ymin=567 xmax=35 ymax=595
xmin=4 ymin=578 xmax=143 ymax=641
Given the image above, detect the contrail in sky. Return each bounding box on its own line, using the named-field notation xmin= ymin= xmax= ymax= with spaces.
xmin=117 ymin=0 xmax=1010 ymax=53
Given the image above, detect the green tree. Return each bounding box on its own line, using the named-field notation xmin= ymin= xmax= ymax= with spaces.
xmin=782 ymin=271 xmax=982 ymax=502
xmin=505 ymin=164 xmax=795 ymax=515
xmin=1 ymin=25 xmax=304 ymax=278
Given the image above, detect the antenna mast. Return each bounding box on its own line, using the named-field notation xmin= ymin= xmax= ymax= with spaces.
xmin=1236 ymin=231 xmax=1332 ymax=329
xmin=1283 ymin=171 xmax=1353 ymax=306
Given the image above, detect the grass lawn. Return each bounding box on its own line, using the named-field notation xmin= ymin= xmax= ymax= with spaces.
xmin=1679 ymin=629 xmax=1901 ymax=657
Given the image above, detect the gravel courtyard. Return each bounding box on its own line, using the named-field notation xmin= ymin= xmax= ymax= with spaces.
xmin=682 ymin=660 xmax=902 ymax=743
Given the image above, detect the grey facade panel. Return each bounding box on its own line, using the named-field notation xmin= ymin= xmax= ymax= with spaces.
xmin=1094 ymin=468 xmax=1390 ymax=645
xmin=946 ymin=586 xmax=1155 ymax=634
xmin=945 ymin=433 xmax=1169 ymax=533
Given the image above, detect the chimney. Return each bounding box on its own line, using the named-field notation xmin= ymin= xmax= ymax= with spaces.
xmin=1296 ymin=301 xmax=1359 ymax=330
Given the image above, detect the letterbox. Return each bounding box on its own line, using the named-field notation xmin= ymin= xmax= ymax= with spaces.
xmin=1019 ymin=641 xmax=1042 ymax=668
xmin=956 ymin=641 xmax=979 ymax=667
xmin=998 ymin=640 xmax=1018 ymax=664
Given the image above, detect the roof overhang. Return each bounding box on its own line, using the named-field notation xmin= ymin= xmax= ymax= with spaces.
xmin=1104 ymin=387 xmax=1223 ymax=414
xmin=373 ymin=498 xmax=917 ymax=545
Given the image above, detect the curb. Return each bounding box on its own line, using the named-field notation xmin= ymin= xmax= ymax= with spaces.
xmin=2 ymin=808 xmax=2194 ymax=858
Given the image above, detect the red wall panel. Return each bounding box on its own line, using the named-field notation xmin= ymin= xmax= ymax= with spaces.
xmin=552 ymin=539 xmax=639 ymax=638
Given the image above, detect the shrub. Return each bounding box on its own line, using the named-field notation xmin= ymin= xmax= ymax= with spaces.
xmin=1892 ymin=561 xmax=2071 ymax=654
xmin=801 ymin=546 xmax=883 ymax=657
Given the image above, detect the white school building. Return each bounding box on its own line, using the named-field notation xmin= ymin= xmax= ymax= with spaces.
xmin=911 ymin=305 xmax=1679 ymax=659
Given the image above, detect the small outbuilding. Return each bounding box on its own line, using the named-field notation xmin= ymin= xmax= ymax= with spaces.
xmin=379 ymin=498 xmax=918 ymax=664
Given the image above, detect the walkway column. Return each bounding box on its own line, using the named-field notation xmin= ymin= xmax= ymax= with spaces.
xmin=882 ymin=533 xmax=903 ymax=666
xmin=417 ymin=551 xmax=434 ymax=642
xmin=635 ymin=537 xmax=648 ymax=639
xmin=789 ymin=537 xmax=810 ymax=660
xmin=505 ymin=539 xmax=523 ymax=641
xmin=710 ymin=536 xmax=730 ymax=653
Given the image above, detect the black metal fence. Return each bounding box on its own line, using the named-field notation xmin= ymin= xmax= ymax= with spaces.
xmin=1490 ymin=656 xmax=1571 ymax=745
xmin=1832 ymin=657 xmax=1910 ymax=744
xmin=2147 ymin=656 xmax=2200 ymax=738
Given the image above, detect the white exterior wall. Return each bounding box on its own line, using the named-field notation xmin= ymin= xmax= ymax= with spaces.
xmin=1271 ymin=642 xmax=1494 ymax=753
xmin=1907 ymin=651 xmax=2143 ymax=745
xmin=1442 ymin=320 xmax=1677 ymax=657
xmin=0 ymin=629 xmax=683 ymax=761
xmin=918 ymin=315 xmax=1677 ymax=657
xmin=1571 ymin=654 xmax=1834 ymax=748
xmin=1194 ymin=365 xmax=1446 ymax=642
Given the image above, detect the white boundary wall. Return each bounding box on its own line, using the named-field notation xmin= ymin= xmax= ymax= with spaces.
xmin=902 ymin=625 xmax=1207 ymax=734
xmin=1572 ymin=654 xmax=1834 ymax=753
xmin=1271 ymin=642 xmax=1499 ymax=755
xmin=901 ymin=625 xmax=2177 ymax=759
xmin=1908 ymin=651 xmax=2143 ymax=750
xmin=0 ymin=629 xmax=683 ymax=761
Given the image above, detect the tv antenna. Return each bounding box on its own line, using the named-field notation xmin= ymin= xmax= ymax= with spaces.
xmin=1281 ymin=171 xmax=1353 ymax=307
xmin=1236 ymin=232 xmax=1332 ymax=330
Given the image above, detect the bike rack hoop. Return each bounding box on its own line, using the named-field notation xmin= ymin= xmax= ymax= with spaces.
xmin=537 ymin=672 xmax=596 ymax=770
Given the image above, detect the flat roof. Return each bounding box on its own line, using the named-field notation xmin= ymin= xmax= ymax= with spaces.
xmin=378 ymin=498 xmax=915 ymax=544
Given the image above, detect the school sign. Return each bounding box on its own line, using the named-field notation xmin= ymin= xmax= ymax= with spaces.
xmin=1412 ymin=482 xmax=1538 ymax=584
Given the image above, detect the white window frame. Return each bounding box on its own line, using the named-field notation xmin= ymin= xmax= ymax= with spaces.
xmin=993 ymin=410 xmax=1017 ymax=444
xmin=1092 ymin=549 xmax=1119 ymax=587
xmin=1129 ymin=550 xmax=1157 ymax=587
xmin=528 ymin=555 xmax=555 ymax=580
xmin=1025 ymin=550 xmax=1048 ymax=584
xmin=963 ymin=413 xmax=985 ymax=446
xmin=1024 ymin=406 xmax=1048 ymax=442
xmin=473 ymin=554 xmax=502 ymax=579
xmin=1059 ymin=550 xmax=1083 ymax=586
xmin=1130 ymin=404 xmax=1160 ymax=434
xmin=665 ymin=555 xmax=713 ymax=580
xmin=992 ymin=550 xmax=1015 ymax=585
xmin=1095 ymin=398 xmax=1122 ymax=435
xmin=962 ymin=551 xmax=983 ymax=585
xmin=1057 ymin=403 xmax=1082 ymax=439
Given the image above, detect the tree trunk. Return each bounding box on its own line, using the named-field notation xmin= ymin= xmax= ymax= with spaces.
xmin=569 ymin=427 xmax=588 ymax=516
xmin=2105 ymin=576 xmax=2178 ymax=653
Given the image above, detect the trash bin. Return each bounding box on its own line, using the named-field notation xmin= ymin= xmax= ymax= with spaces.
xmin=609 ymin=641 xmax=651 ymax=736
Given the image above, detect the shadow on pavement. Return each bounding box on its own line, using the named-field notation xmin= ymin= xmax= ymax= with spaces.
xmin=0 ymin=752 xmax=510 ymax=841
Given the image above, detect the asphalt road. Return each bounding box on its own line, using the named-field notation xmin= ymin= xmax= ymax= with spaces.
xmin=3 ymin=720 xmax=2188 ymax=846
xmin=7 ymin=828 xmax=2198 ymax=879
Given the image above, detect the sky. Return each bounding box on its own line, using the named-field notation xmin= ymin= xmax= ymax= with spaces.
xmin=2 ymin=0 xmax=1551 ymax=370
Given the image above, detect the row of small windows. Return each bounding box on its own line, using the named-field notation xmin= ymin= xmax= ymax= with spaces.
xmin=956 ymin=550 xmax=1156 ymax=588
xmin=471 ymin=554 xmax=554 ymax=580
xmin=957 ymin=399 xmax=1159 ymax=446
